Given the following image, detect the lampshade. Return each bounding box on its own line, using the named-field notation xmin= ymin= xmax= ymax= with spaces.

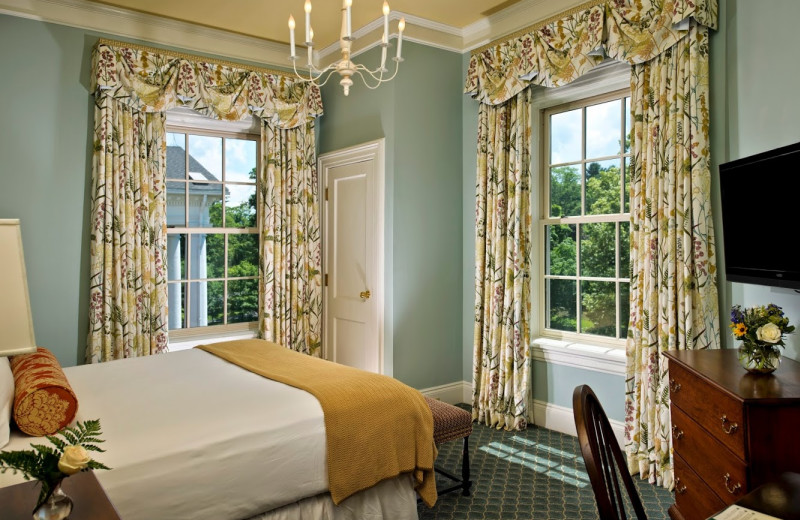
xmin=0 ymin=219 xmax=37 ymax=356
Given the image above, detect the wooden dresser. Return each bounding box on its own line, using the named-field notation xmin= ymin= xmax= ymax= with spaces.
xmin=663 ymin=349 xmax=800 ymax=520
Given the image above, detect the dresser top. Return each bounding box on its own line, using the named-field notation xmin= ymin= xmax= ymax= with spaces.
xmin=664 ymin=348 xmax=800 ymax=402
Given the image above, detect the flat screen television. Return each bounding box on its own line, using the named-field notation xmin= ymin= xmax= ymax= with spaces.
xmin=718 ymin=140 xmax=800 ymax=290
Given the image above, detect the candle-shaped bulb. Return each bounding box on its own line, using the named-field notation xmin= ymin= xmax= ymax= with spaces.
xmin=309 ymin=27 xmax=314 ymax=42
xmin=304 ymin=0 xmax=312 ymax=43
xmin=288 ymin=15 xmax=296 ymax=57
xmin=383 ymin=1 xmax=390 ymax=16
xmin=382 ymin=1 xmax=390 ymax=45
xmin=345 ymin=0 xmax=352 ymax=39
xmin=396 ymin=18 xmax=405 ymax=59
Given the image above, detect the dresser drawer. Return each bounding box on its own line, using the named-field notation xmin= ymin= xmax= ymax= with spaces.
xmin=671 ymin=406 xmax=747 ymax=503
xmin=673 ymin=453 xmax=726 ymax=520
xmin=668 ymin=360 xmax=746 ymax=460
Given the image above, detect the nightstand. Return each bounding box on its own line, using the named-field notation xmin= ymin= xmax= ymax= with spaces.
xmin=0 ymin=470 xmax=121 ymax=519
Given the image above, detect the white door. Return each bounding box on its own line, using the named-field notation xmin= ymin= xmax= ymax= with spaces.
xmin=320 ymin=140 xmax=384 ymax=373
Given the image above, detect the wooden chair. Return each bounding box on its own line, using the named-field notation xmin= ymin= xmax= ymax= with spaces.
xmin=573 ymin=385 xmax=647 ymax=520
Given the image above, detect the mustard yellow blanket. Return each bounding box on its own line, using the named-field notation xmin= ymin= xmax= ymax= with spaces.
xmin=196 ymin=339 xmax=438 ymax=507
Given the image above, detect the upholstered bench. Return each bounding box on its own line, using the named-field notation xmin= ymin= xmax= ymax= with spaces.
xmin=424 ymin=396 xmax=473 ymax=496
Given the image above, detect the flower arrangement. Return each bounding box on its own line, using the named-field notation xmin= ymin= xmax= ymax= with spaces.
xmin=730 ymin=304 xmax=795 ymax=373
xmin=0 ymin=419 xmax=110 ymax=512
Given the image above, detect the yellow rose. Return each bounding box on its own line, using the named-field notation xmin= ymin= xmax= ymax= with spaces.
xmin=756 ymin=322 xmax=782 ymax=344
xmin=58 ymin=445 xmax=91 ymax=475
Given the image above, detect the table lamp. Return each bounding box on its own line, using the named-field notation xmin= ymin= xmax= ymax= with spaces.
xmin=0 ymin=219 xmax=37 ymax=356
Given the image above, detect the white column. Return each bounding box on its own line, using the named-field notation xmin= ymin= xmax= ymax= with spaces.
xmin=167 ymin=235 xmax=182 ymax=330
xmin=198 ymin=234 xmax=208 ymax=327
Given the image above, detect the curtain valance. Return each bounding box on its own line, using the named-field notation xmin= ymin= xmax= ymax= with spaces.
xmin=464 ymin=0 xmax=717 ymax=105
xmin=91 ymin=40 xmax=323 ymax=129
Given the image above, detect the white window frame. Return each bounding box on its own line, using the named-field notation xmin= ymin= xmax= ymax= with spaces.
xmin=530 ymin=61 xmax=631 ymax=375
xmin=164 ymin=108 xmax=261 ymax=350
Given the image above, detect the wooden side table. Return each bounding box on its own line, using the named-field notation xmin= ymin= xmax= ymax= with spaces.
xmin=0 ymin=470 xmax=121 ymax=519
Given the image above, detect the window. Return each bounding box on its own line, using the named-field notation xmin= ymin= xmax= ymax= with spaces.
xmin=165 ymin=126 xmax=260 ymax=334
xmin=540 ymin=89 xmax=631 ymax=346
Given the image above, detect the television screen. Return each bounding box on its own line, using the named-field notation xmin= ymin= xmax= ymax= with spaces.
xmin=718 ymin=141 xmax=800 ymax=290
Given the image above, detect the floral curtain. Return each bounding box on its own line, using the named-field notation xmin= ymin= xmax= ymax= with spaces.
xmin=464 ymin=0 xmax=720 ymax=475
xmin=259 ymin=119 xmax=322 ymax=356
xmin=625 ymin=20 xmax=720 ymax=488
xmin=464 ymin=0 xmax=718 ymax=105
xmin=88 ymin=40 xmax=322 ymax=362
xmin=472 ymin=88 xmax=532 ymax=431
xmin=87 ymin=95 xmax=168 ymax=362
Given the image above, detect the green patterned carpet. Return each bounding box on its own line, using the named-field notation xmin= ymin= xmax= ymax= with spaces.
xmin=418 ymin=405 xmax=673 ymax=520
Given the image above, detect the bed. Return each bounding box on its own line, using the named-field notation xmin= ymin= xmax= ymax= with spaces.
xmin=0 ymin=339 xmax=436 ymax=519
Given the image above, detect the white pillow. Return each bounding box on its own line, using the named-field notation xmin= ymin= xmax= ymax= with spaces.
xmin=0 ymin=356 xmax=13 ymax=448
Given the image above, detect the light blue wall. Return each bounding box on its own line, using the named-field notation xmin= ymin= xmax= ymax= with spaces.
xmin=319 ymin=41 xmax=464 ymax=389
xmin=0 ymin=16 xmax=96 ymax=367
xmin=715 ymin=0 xmax=800 ymax=362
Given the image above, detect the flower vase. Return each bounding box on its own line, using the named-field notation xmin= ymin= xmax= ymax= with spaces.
xmin=737 ymin=342 xmax=782 ymax=374
xmin=32 ymin=480 xmax=73 ymax=520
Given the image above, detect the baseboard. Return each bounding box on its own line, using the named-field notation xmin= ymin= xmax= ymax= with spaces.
xmin=531 ymin=399 xmax=625 ymax=448
xmin=420 ymin=381 xmax=471 ymax=405
xmin=420 ymin=382 xmax=625 ymax=448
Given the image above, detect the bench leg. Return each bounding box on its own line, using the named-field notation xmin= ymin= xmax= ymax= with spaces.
xmin=461 ymin=436 xmax=471 ymax=496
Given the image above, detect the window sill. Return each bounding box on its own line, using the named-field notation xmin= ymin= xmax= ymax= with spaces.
xmin=168 ymin=327 xmax=258 ymax=352
xmin=531 ymin=338 xmax=626 ymax=376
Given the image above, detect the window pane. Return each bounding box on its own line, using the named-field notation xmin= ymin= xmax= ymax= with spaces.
xmin=225 ymin=185 xmax=257 ymax=228
xmin=228 ymin=234 xmax=259 ymax=277
xmin=166 ymin=182 xmax=186 ymax=227
xmin=189 ymin=280 xmax=224 ymax=327
xmin=550 ymin=109 xmax=582 ymax=164
xmin=581 ymin=280 xmax=616 ymax=337
xmin=166 ymin=234 xmax=187 ymax=281
xmin=225 ymin=139 xmax=257 ymax=183
xmin=586 ymin=99 xmax=622 ymax=159
xmin=620 ymin=221 xmax=630 ymax=279
xmin=188 ymin=135 xmax=222 ymax=181
xmin=581 ymin=222 xmax=615 ymax=277
xmin=546 ymin=279 xmax=576 ymax=332
xmin=190 ymin=233 xmax=224 ymax=279
xmin=546 ymin=224 xmax=576 ymax=276
xmin=625 ymin=97 xmax=631 ymax=153
xmin=550 ymin=165 xmax=581 ymax=217
xmin=620 ymin=282 xmax=630 ymax=338
xmin=167 ymin=282 xmax=186 ymax=329
xmin=585 ymin=159 xmax=621 ymax=215
xmin=228 ymin=279 xmax=259 ymax=324
xmin=166 ymin=133 xmax=187 ymax=181
xmin=187 ymin=183 xmax=224 ymax=227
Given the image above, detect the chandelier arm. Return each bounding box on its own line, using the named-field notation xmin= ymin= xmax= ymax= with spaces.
xmin=351 ymin=65 xmax=400 ymax=91
xmin=353 ymin=60 xmax=400 ymax=87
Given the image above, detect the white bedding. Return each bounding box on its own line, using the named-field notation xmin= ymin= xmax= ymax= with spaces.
xmin=0 ymin=348 xmax=419 ymax=520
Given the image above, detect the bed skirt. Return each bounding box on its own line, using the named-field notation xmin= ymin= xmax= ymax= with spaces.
xmin=246 ymin=474 xmax=420 ymax=520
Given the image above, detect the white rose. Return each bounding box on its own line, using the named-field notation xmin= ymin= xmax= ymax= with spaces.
xmin=756 ymin=322 xmax=782 ymax=344
xmin=58 ymin=445 xmax=91 ymax=475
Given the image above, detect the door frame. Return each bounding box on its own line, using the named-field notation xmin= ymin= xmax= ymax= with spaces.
xmin=319 ymin=138 xmax=385 ymax=373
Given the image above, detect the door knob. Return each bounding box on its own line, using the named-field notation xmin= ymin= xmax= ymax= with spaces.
xmin=359 ymin=290 xmax=371 ymax=300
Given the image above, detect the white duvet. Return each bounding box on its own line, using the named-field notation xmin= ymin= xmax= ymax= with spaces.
xmin=0 ymin=348 xmax=417 ymax=520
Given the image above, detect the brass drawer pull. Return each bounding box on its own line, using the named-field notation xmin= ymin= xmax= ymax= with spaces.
xmin=675 ymin=477 xmax=687 ymax=494
xmin=671 ymin=425 xmax=684 ymax=439
xmin=669 ymin=378 xmax=681 ymax=393
xmin=720 ymin=415 xmax=739 ymax=435
xmin=724 ymin=473 xmax=742 ymax=495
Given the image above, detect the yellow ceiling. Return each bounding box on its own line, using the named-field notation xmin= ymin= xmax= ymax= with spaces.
xmin=87 ymin=0 xmax=527 ymax=49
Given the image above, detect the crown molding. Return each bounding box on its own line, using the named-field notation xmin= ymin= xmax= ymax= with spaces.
xmin=1 ymin=0 xmax=589 ymax=65
xmin=0 ymin=0 xmax=291 ymax=67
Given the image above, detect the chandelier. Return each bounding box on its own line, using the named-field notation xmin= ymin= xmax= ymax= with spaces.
xmin=288 ymin=0 xmax=406 ymax=96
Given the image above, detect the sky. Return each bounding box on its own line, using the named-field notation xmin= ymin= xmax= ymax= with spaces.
xmin=550 ymin=97 xmax=630 ymax=165
xmin=166 ymin=132 xmax=256 ymax=206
